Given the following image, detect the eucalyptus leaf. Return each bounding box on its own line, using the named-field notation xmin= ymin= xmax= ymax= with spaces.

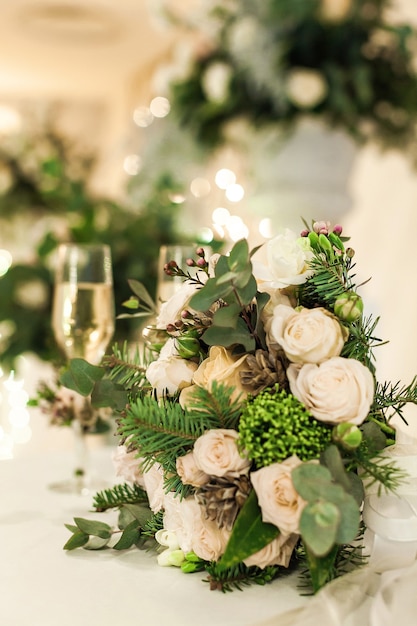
xmin=291 ymin=463 xmax=333 ymax=501
xmin=300 ymin=501 xmax=340 ymax=557
xmin=228 ymin=239 xmax=250 ymax=272
xmin=218 ymin=490 xmax=279 ymax=569
xmin=91 ymin=378 xmax=127 ymax=411
xmin=362 ymin=421 xmax=386 ymax=451
xmin=60 ymin=359 xmax=105 ymax=397
xmin=63 ymin=530 xmax=89 ymax=551
xmin=127 ymin=279 xmax=157 ymax=312
xmin=212 ymin=304 xmax=241 ymax=328
xmin=189 ymin=277 xmax=231 ymax=311
xmin=123 ymin=504 xmax=154 ymax=527
xmin=321 ymin=445 xmax=351 ymax=492
xmin=202 ymin=317 xmax=255 ymax=352
xmin=235 ymin=274 xmax=257 ymax=306
xmin=74 ymin=517 xmax=112 ymax=539
xmin=113 ymin=519 xmax=141 ymax=550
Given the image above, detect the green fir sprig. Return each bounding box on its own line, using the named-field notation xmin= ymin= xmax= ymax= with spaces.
xmin=93 ymin=483 xmax=149 ymax=512
xmin=204 ymin=561 xmax=281 ymax=592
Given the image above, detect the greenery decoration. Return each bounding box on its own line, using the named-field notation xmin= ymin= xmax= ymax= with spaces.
xmin=0 ymin=121 xmax=186 ymax=369
xmin=167 ymin=0 xmax=417 ymax=160
xmin=60 ymin=220 xmax=417 ymax=595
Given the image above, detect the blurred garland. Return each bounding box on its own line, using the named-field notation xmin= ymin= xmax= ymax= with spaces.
xmin=0 ymin=127 xmax=185 ymax=369
xmin=167 ymin=0 xmax=417 ymax=159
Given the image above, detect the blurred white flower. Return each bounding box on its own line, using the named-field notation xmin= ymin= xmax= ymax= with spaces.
xmin=286 ymin=68 xmax=327 ymax=109
xmin=320 ymin=0 xmax=352 ymax=22
xmin=201 ymin=62 xmax=233 ymax=103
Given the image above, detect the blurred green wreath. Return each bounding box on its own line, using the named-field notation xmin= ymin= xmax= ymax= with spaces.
xmin=168 ymin=0 xmax=417 ymax=159
xmin=0 ymin=126 xmax=185 ymax=369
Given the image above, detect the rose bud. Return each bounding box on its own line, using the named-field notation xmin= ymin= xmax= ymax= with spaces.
xmin=332 ymin=422 xmax=363 ymax=451
xmin=334 ymin=292 xmax=363 ymax=322
xmin=175 ymin=335 xmax=200 ymax=359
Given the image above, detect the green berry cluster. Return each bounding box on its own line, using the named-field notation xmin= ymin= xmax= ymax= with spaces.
xmin=238 ymin=386 xmax=332 ymax=466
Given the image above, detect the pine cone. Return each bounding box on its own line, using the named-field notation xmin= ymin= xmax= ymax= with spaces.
xmin=240 ymin=349 xmax=289 ymax=396
xmin=195 ymin=474 xmax=251 ymax=530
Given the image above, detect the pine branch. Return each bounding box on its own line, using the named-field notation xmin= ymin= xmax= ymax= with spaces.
xmin=350 ymin=449 xmax=407 ymax=494
xmin=185 ymin=382 xmax=242 ymax=430
xmin=341 ymin=314 xmax=384 ymax=372
xmin=374 ymin=377 xmax=417 ymax=424
xmin=141 ymin=510 xmax=164 ymax=539
xmin=204 ymin=562 xmax=280 ymax=592
xmin=103 ymin=342 xmax=150 ymax=392
xmin=299 ymin=252 xmax=355 ymax=310
xmin=92 ymin=483 xmax=149 ymax=512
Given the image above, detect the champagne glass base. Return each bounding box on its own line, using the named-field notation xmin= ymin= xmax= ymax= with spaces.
xmin=48 ymin=474 xmax=109 ymax=496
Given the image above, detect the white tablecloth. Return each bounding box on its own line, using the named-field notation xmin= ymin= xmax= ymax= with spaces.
xmin=0 ymin=447 xmax=307 ymax=626
xmin=3 ymin=445 xmax=417 ymax=626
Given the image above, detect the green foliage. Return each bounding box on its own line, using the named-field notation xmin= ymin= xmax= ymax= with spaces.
xmin=93 ymin=482 xmax=149 ymax=512
xmin=182 ymin=382 xmax=242 ymax=430
xmin=204 ymin=561 xmax=281 ymax=593
xmin=292 ymin=462 xmax=360 ymax=587
xmin=373 ymin=377 xmax=417 ymax=424
xmin=64 ymin=518 xmax=112 ymax=551
xmin=169 ymin=1 xmax=417 ymax=159
xmin=189 ymin=238 xmax=266 ymax=352
xmin=0 ymin=125 xmax=185 ymax=368
xmin=218 ymin=490 xmax=279 ymax=570
xmin=239 ymin=386 xmax=332 ymax=466
xmin=59 ymin=358 xmax=105 ymax=397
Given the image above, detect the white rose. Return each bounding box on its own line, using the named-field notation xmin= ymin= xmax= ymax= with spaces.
xmin=146 ymin=352 xmax=198 ymax=396
xmin=112 ymin=445 xmax=145 ymax=487
xmin=156 ymin=282 xmax=200 ymax=329
xmin=286 ymin=68 xmax=328 ymax=109
xmin=176 ymin=451 xmax=210 ymax=487
xmin=253 ymin=229 xmax=314 ymax=289
xmin=268 ymin=304 xmax=348 ymax=364
xmin=251 ymin=456 xmax=306 ymax=534
xmin=164 ymin=494 xmax=230 ymax=561
xmin=142 ymin=462 xmax=165 ymax=513
xmin=243 ymin=533 xmax=299 ymax=569
xmin=193 ymin=429 xmax=251 ymax=477
xmin=288 ymin=356 xmax=375 ymax=425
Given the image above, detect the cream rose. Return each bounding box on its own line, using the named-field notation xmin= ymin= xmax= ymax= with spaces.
xmin=268 ymin=304 xmax=348 ymax=364
xmin=176 ymin=451 xmax=210 ymax=487
xmin=163 ymin=494 xmax=230 ymax=561
xmin=253 ymin=229 xmax=314 ymax=289
xmin=146 ymin=341 xmax=198 ymax=396
xmin=243 ymin=533 xmax=299 ymax=569
xmin=193 ymin=429 xmax=251 ymax=477
xmin=188 ymin=345 xmax=248 ymax=405
xmin=251 ymin=456 xmax=306 ymax=534
xmin=156 ymin=282 xmax=200 ymax=329
xmin=288 ymin=357 xmax=375 ymax=425
xmin=112 ymin=445 xmax=145 ymax=487
xmin=142 ymin=462 xmax=165 ymax=513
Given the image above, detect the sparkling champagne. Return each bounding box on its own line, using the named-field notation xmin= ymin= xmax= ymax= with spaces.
xmin=52 ymin=281 xmax=115 ymax=363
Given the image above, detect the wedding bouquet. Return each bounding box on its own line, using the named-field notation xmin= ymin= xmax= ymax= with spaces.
xmin=63 ymin=219 xmax=417 ymax=593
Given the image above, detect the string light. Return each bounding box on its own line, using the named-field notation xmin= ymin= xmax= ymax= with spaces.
xmin=150 ymin=97 xmax=171 ymax=118
xmin=0 ymin=370 xmax=32 ymax=460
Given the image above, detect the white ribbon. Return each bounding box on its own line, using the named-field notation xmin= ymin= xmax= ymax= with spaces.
xmin=362 ymin=441 xmax=417 ymax=571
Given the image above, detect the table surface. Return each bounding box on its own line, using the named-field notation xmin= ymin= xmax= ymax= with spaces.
xmin=0 ymin=445 xmax=309 ymax=626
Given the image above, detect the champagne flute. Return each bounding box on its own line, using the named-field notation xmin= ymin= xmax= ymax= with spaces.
xmin=50 ymin=243 xmax=115 ymax=494
xmin=52 ymin=243 xmax=115 ymax=365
